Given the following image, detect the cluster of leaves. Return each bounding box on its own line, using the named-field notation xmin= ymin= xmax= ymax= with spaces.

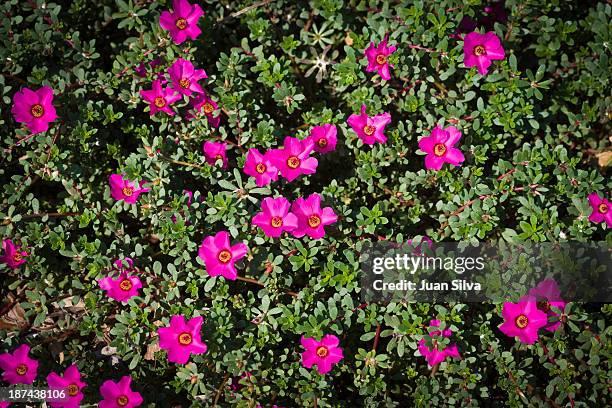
xmin=1 ymin=0 xmax=610 ymax=406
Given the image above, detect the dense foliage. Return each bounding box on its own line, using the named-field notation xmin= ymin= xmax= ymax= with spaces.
xmin=1 ymin=0 xmax=611 ymax=406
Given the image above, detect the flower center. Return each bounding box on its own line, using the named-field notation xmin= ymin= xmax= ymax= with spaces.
xmin=215 ymin=154 xmax=223 ymax=161
xmin=537 ymin=301 xmax=551 ymax=313
xmin=178 ymin=332 xmax=193 ymax=345
xmin=15 ymin=364 xmax=28 ymax=376
xmin=117 ymin=395 xmax=129 ymax=407
xmin=255 ymin=163 xmax=266 ymax=174
xmin=218 ymin=249 xmax=232 ymax=264
xmin=474 ymin=45 xmax=486 ymax=56
xmin=30 ymin=103 xmax=44 ymax=118
xmin=13 ymin=252 xmax=22 ymax=262
xmin=363 ymin=125 xmax=375 ymax=136
xmin=316 ymin=346 xmax=328 ymax=358
xmin=179 ymin=78 xmax=190 ymax=89
xmin=598 ymin=203 xmax=608 ymax=214
xmin=515 ymin=314 xmax=529 ymax=329
xmin=122 ymin=187 xmax=134 ymax=197
xmin=376 ymin=54 xmax=387 ymax=65
xmin=317 ymin=138 xmax=328 ymax=148
xmin=154 ymin=97 xmax=166 ymax=108
xmin=67 ymin=384 xmax=79 ymax=396
xmin=287 ymin=156 xmax=300 ymax=169
xmin=270 ymin=216 xmax=283 ymax=228
xmin=308 ymin=215 xmax=321 ymax=228
xmin=433 ymin=143 xmax=447 ymax=157
xmin=203 ymin=103 xmax=214 ymax=114
xmin=175 ymin=18 xmax=187 ymax=30
xmin=119 ymin=279 xmax=133 ymax=291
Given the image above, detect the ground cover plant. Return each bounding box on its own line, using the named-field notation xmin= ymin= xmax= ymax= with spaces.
xmin=0 ymin=0 xmax=611 ymax=406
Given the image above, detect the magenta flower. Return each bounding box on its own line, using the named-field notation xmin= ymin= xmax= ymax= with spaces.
xmin=139 ymin=79 xmax=181 ymax=116
xmin=203 ymin=141 xmax=228 ymax=169
xmin=307 ymin=124 xmax=337 ymax=154
xmin=406 ymin=236 xmax=434 ymax=256
xmin=364 ymin=35 xmax=396 ymax=80
xmin=499 ymin=300 xmax=548 ymax=344
xmin=463 ymin=31 xmax=505 ymax=75
xmin=98 ymin=265 xmax=143 ymax=303
xmin=346 ymin=104 xmax=391 ymax=145
xmin=252 ymin=197 xmax=299 ymax=238
xmin=0 ymin=239 xmax=28 ymax=269
xmin=300 ymin=335 xmax=344 ymax=374
xmin=524 ymin=279 xmax=566 ymax=332
xmin=0 ymin=344 xmax=38 ymax=385
xmin=418 ymin=320 xmax=461 ymax=367
xmin=188 ymin=93 xmax=220 ymax=127
xmin=198 ymin=231 xmax=248 ymax=281
xmin=159 ymin=0 xmax=204 ymax=45
xmin=0 ymin=402 xmax=9 ymax=408
xmin=243 ymin=148 xmax=279 ymax=187
xmin=587 ymin=192 xmax=611 ymax=227
xmin=135 ymin=59 xmax=161 ymax=78
xmin=291 ymin=193 xmax=337 ymax=239
xmin=482 ymin=1 xmax=508 ymax=29
xmin=11 ymin=86 xmax=57 ymax=134
xmin=168 ymin=58 xmax=207 ymax=96
xmin=114 ymin=257 xmax=135 ymax=272
xmin=46 ymin=364 xmax=86 ymax=408
xmin=109 ymin=174 xmax=150 ymax=204
xmin=158 ymin=315 xmax=208 ymax=364
xmin=418 ymin=126 xmax=465 ymax=171
xmin=269 ymin=137 xmax=318 ymax=182
xmin=99 ymin=376 xmax=143 ymax=408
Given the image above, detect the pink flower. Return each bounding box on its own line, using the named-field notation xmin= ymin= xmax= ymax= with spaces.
xmin=307 ymin=124 xmax=337 ymax=154
xmin=198 ymin=231 xmax=248 ymax=281
xmin=114 ymin=257 xmax=135 ymax=271
xmin=346 ymin=104 xmax=391 ymax=145
xmin=11 ymin=86 xmax=57 ymax=134
xmin=139 ymin=79 xmax=181 ymax=116
xmin=300 ymin=335 xmax=344 ymax=374
xmin=0 ymin=239 xmax=28 ymax=269
xmin=109 ymin=174 xmax=150 ymax=204
xmin=269 ymin=137 xmax=318 ymax=182
xmin=252 ymin=197 xmax=298 ymax=238
xmin=463 ymin=31 xmax=505 ymax=75
xmin=482 ymin=1 xmax=508 ymax=29
xmin=203 ymin=141 xmax=228 ymax=169
xmin=99 ymin=376 xmax=143 ymax=408
xmin=158 ymin=315 xmax=208 ymax=364
xmin=587 ymin=193 xmax=611 ymax=227
xmin=188 ymin=93 xmax=220 ymax=127
xmin=135 ymin=59 xmax=161 ymax=78
xmin=406 ymin=236 xmax=433 ymax=256
xmin=524 ymin=279 xmax=566 ymax=332
xmin=418 ymin=320 xmax=461 ymax=367
xmin=98 ymin=265 xmax=143 ymax=303
xmin=0 ymin=344 xmax=38 ymax=385
xmin=291 ymin=193 xmax=337 ymax=239
xmin=168 ymin=58 xmax=207 ymax=96
xmin=243 ymin=148 xmax=279 ymax=187
xmin=499 ymin=300 xmax=548 ymax=344
xmin=418 ymin=126 xmax=465 ymax=170
xmin=0 ymin=402 xmax=10 ymax=408
xmin=364 ymin=35 xmax=396 ymax=80
xmin=46 ymin=364 xmax=86 ymax=408
xmin=159 ymin=0 xmax=204 ymax=45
